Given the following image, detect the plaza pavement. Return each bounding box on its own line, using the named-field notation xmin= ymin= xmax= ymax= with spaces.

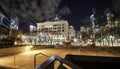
xmin=0 ymin=48 xmax=119 ymax=69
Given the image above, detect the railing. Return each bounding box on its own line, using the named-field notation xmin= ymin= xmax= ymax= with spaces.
xmin=1 ymin=53 xmax=49 ymax=69
xmin=34 ymin=53 xmax=49 ymax=69
xmin=35 ymin=55 xmax=81 ymax=69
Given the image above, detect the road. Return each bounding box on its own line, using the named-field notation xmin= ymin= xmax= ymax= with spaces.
xmin=0 ymin=48 xmax=118 ymax=69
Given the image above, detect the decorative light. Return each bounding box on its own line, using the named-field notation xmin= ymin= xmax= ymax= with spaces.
xmin=73 ymin=38 xmax=77 ymax=42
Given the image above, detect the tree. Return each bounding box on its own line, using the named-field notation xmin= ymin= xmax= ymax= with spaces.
xmin=80 ymin=31 xmax=89 ymax=44
xmin=11 ymin=29 xmax=22 ymax=38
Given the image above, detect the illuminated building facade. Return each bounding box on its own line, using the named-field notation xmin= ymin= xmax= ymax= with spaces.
xmin=106 ymin=12 xmax=116 ymax=27
xmin=10 ymin=17 xmax=19 ymax=30
xmin=115 ymin=19 xmax=120 ymax=27
xmin=37 ymin=20 xmax=69 ymax=45
xmin=0 ymin=13 xmax=9 ymax=38
xmin=68 ymin=26 xmax=76 ymax=39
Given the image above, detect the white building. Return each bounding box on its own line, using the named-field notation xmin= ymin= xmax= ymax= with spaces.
xmin=68 ymin=26 xmax=76 ymax=39
xmin=36 ymin=20 xmax=69 ymax=45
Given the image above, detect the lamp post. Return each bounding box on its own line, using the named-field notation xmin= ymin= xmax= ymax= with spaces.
xmin=30 ymin=25 xmax=34 ymax=45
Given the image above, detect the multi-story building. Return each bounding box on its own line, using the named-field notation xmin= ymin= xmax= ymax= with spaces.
xmin=10 ymin=17 xmax=19 ymax=30
xmin=115 ymin=19 xmax=120 ymax=27
xmin=68 ymin=26 xmax=76 ymax=39
xmin=106 ymin=12 xmax=114 ymax=27
xmin=80 ymin=26 xmax=86 ymax=32
xmin=36 ymin=20 xmax=69 ymax=45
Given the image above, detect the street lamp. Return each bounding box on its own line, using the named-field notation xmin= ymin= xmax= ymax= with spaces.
xmin=30 ymin=25 xmax=33 ymax=45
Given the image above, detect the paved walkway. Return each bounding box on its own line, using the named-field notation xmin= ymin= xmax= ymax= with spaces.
xmin=0 ymin=48 xmax=118 ymax=69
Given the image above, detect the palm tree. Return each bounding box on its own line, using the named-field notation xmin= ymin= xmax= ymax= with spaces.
xmin=10 ymin=29 xmax=22 ymax=45
xmin=100 ymin=26 xmax=105 ymax=46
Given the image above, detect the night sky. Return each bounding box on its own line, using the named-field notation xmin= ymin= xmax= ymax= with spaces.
xmin=61 ymin=0 xmax=96 ymax=30
xmin=0 ymin=0 xmax=117 ymax=32
xmin=61 ymin=0 xmax=112 ymax=31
